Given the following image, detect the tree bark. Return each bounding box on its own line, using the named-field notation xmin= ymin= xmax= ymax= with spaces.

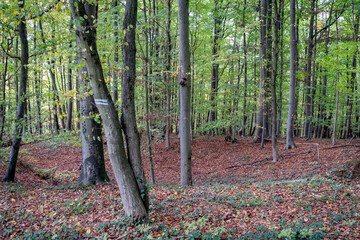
xmin=70 ymin=0 xmax=148 ymax=218
xmin=165 ymin=0 xmax=172 ymax=150
xmin=178 ymin=0 xmax=192 ymax=186
xmin=284 ymin=0 xmax=296 ymax=149
xmin=121 ymin=0 xmax=149 ymax=209
xmin=271 ymin=0 xmax=279 ymax=162
xmin=0 ymin=55 xmax=8 ymax=142
xmin=304 ymin=0 xmax=315 ymax=137
xmin=77 ymin=64 xmax=109 ymax=185
xmin=3 ymin=0 xmax=29 ymax=182
xmin=66 ymin=18 xmax=74 ymax=131
xmin=254 ymin=0 xmax=268 ymax=143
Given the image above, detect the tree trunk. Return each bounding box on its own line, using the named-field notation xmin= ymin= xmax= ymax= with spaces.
xmin=70 ymin=0 xmax=148 ymax=218
xmin=304 ymin=0 xmax=315 ymax=137
xmin=78 ymin=64 xmax=109 ymax=185
xmin=33 ymin=22 xmax=42 ymax=135
xmin=271 ymin=0 xmax=279 ymax=162
xmin=284 ymin=0 xmax=296 ymax=149
xmin=165 ymin=0 xmax=172 ymax=150
xmin=142 ymin=0 xmax=156 ymax=184
xmin=332 ymin=20 xmax=340 ymax=145
xmin=345 ymin=3 xmax=359 ymax=139
xmin=276 ymin=0 xmax=284 ymax=137
xmin=0 ymin=55 xmax=8 ymax=142
xmin=208 ymin=0 xmax=223 ymax=132
xmin=66 ymin=18 xmax=74 ymax=131
xmin=113 ymin=0 xmax=119 ymax=103
xmin=39 ymin=20 xmax=61 ymax=133
xmin=3 ymin=0 xmax=29 ymax=182
xmin=121 ymin=0 xmax=149 ymax=209
xmin=254 ymin=0 xmax=268 ymax=143
xmin=178 ymin=0 xmax=192 ymax=186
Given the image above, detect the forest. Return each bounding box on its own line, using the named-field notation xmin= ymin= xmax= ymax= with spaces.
xmin=1 ymin=0 xmax=360 ymax=238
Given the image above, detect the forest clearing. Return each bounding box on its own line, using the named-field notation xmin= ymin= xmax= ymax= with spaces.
xmin=1 ymin=134 xmax=360 ymax=239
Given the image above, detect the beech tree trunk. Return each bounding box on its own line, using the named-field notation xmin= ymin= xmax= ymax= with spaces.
xmin=304 ymin=0 xmax=315 ymax=137
xmin=121 ymin=0 xmax=149 ymax=208
xmin=271 ymin=0 xmax=279 ymax=162
xmin=70 ymin=0 xmax=148 ymax=218
xmin=284 ymin=0 xmax=296 ymax=149
xmin=0 ymin=55 xmax=8 ymax=142
xmin=77 ymin=58 xmax=109 ymax=185
xmin=3 ymin=0 xmax=29 ymax=182
xmin=165 ymin=0 xmax=172 ymax=150
xmin=254 ymin=0 xmax=268 ymax=143
xmin=178 ymin=0 xmax=192 ymax=186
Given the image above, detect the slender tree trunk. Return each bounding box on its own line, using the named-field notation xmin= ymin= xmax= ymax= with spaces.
xmin=70 ymin=0 xmax=148 ymax=218
xmin=0 ymin=55 xmax=8 ymax=142
xmin=208 ymin=0 xmax=222 ymax=132
xmin=242 ymin=0 xmax=248 ymax=137
xmin=66 ymin=18 xmax=74 ymax=131
xmin=254 ymin=0 xmax=268 ymax=143
xmin=304 ymin=0 xmax=315 ymax=136
xmin=307 ymin=0 xmax=318 ymax=140
xmin=113 ymin=0 xmax=119 ymax=103
xmin=276 ymin=0 xmax=284 ymax=137
xmin=39 ymin=20 xmax=61 ymax=133
xmin=333 ymin=19 xmax=340 ymax=145
xmin=142 ymin=0 xmax=155 ymax=184
xmin=271 ymin=0 xmax=279 ymax=162
xmin=33 ymin=22 xmax=42 ymax=135
xmin=165 ymin=0 xmax=172 ymax=149
xmin=3 ymin=0 xmax=29 ymax=182
xmin=284 ymin=0 xmax=296 ymax=149
xmin=121 ymin=0 xmax=149 ymax=208
xmin=178 ymin=0 xmax=192 ymax=186
xmin=345 ymin=3 xmax=359 ymax=139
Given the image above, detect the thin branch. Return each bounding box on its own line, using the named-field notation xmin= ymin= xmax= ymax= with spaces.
xmin=29 ymin=0 xmax=62 ymax=20
xmin=0 ymin=43 xmax=20 ymax=60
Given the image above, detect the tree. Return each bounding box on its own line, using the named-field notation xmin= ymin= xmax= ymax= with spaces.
xmin=253 ymin=0 xmax=269 ymax=143
xmin=284 ymin=0 xmax=296 ymax=150
xmin=271 ymin=0 xmax=279 ymax=162
xmin=178 ymin=0 xmax=192 ymax=187
xmin=3 ymin=0 xmax=29 ymax=182
xmin=77 ymin=62 xmax=109 ymax=185
xmin=69 ymin=0 xmax=148 ymax=218
xmin=121 ymin=0 xmax=149 ymax=207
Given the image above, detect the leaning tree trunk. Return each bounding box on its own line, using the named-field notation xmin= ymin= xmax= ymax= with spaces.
xmin=70 ymin=0 xmax=147 ymax=218
xmin=284 ymin=0 xmax=296 ymax=149
xmin=178 ymin=0 xmax=192 ymax=187
xmin=3 ymin=0 xmax=29 ymax=182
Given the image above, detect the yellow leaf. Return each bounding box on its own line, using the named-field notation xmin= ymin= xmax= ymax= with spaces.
xmin=90 ymin=46 xmax=93 ymax=51
xmin=82 ymin=48 xmax=86 ymax=52
xmin=76 ymin=222 xmax=81 ymax=226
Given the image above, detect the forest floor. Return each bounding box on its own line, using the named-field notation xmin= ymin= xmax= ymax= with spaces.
xmin=1 ymin=133 xmax=360 ymax=239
